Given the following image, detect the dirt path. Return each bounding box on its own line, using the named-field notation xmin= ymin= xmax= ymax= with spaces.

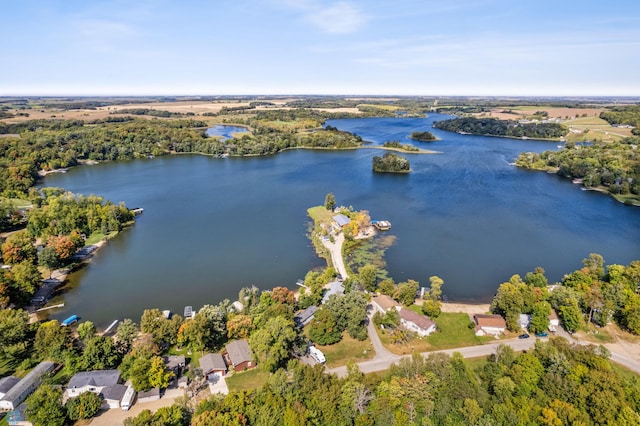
xmin=321 ymin=232 xmax=348 ymax=279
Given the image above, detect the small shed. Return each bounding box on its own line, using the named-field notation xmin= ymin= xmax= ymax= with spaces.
xmin=137 ymin=388 xmax=160 ymax=403
xmin=549 ymin=310 xmax=560 ymax=327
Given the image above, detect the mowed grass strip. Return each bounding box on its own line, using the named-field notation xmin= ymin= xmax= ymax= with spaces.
xmin=307 ymin=205 xmax=334 ymax=224
xmin=317 ymin=333 xmax=375 ymax=368
xmin=426 ymin=312 xmax=492 ymax=350
xmin=226 ymin=369 xmax=270 ymax=392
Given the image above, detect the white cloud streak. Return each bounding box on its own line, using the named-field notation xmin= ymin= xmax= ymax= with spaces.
xmin=274 ymin=0 xmax=369 ymax=34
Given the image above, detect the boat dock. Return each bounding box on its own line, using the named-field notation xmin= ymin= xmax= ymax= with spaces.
xmin=103 ymin=320 xmax=119 ymax=335
xmin=372 ymin=220 xmax=392 ymax=231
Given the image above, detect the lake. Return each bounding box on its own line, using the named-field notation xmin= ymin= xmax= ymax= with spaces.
xmin=43 ymin=114 xmax=640 ymax=327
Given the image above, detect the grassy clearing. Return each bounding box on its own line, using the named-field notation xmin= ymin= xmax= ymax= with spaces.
xmin=317 ymin=333 xmax=375 ymax=368
xmin=226 ymin=369 xmax=270 ymax=392
xmin=307 ymin=205 xmax=333 ymax=224
xmin=377 ymin=327 xmax=431 ymax=355
xmin=3 ymin=197 xmax=32 ymax=208
xmin=427 ymin=313 xmax=493 ymax=350
xmin=563 ymin=116 xmax=610 ymax=126
xmin=358 ymin=104 xmax=400 ymax=111
xmin=84 ymin=231 xmax=117 ymax=245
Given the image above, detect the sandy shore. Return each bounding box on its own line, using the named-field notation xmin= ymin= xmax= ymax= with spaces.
xmin=440 ymin=302 xmax=491 ymax=315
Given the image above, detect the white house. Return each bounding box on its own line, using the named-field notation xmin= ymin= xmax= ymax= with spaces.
xmin=371 ymin=295 xmax=400 ymax=314
xmin=473 ymin=314 xmax=507 ymax=336
xmin=0 ymin=362 xmax=55 ymax=411
xmin=398 ymin=309 xmax=437 ymax=337
xmin=65 ymin=370 xmax=121 ymax=400
xmin=518 ymin=314 xmax=531 ymax=330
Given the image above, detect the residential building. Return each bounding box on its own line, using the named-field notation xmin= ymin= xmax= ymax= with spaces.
xmin=0 ymin=361 xmax=55 ymax=411
xmin=398 ymin=308 xmax=437 ymax=337
xmin=294 ymin=305 xmax=318 ymax=327
xmin=473 ymin=314 xmax=507 ymax=336
xmin=65 ymin=370 xmax=121 ymax=399
xmin=102 ymin=384 xmax=128 ymax=409
xmin=224 ymin=339 xmax=255 ymax=372
xmin=199 ymin=353 xmax=227 ymax=380
xmin=371 ymin=294 xmax=400 ymax=314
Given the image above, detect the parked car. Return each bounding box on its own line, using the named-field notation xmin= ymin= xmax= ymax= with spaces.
xmin=518 ymin=333 xmax=530 ymax=339
xmin=535 ymin=332 xmax=548 ymax=337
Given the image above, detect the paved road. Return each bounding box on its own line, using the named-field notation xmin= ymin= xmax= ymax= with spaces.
xmin=327 ymin=336 xmax=537 ymax=377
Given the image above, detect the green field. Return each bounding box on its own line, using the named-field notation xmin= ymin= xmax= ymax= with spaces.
xmin=427 ymin=313 xmax=493 ymax=350
xmin=307 ymin=205 xmax=334 ymax=224
xmin=226 ymin=369 xmax=270 ymax=392
xmin=316 ymin=333 xmax=375 ymax=368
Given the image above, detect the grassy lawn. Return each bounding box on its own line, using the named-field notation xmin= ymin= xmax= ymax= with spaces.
xmin=317 ymin=333 xmax=376 ymax=368
xmin=85 ymin=231 xmax=117 ymax=245
xmin=226 ymin=369 xmax=270 ymax=392
xmin=427 ymin=313 xmax=493 ymax=350
xmin=377 ymin=327 xmax=431 ymax=355
xmin=307 ymin=205 xmax=333 ymax=224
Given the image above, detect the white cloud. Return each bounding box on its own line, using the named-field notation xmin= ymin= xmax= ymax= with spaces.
xmin=274 ymin=0 xmax=368 ymax=34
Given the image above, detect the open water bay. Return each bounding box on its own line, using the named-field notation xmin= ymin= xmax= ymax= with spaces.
xmin=44 ymin=114 xmax=640 ymax=326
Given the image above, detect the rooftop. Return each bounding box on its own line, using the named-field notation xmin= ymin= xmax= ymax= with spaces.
xmin=226 ymin=340 xmax=253 ymax=366
xmin=333 ymin=214 xmax=350 ymax=227
xmin=0 ymin=376 xmax=20 ymax=396
xmin=372 ymin=294 xmax=400 ymax=311
xmin=294 ymin=305 xmax=318 ymax=326
xmin=474 ymin=314 xmax=507 ymax=328
xmin=163 ymin=355 xmax=186 ymax=371
xmin=322 ymin=281 xmax=345 ymax=304
xmin=199 ymin=353 xmax=227 ymax=373
xmin=399 ymin=308 xmax=435 ymax=330
xmin=2 ymin=361 xmax=55 ymax=404
xmin=101 ymin=383 xmax=127 ymax=402
xmin=67 ymin=370 xmax=121 ymax=389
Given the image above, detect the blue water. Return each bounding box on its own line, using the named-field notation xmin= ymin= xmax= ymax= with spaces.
xmin=205 ymin=125 xmax=249 ymax=141
xmin=43 ymin=116 xmax=640 ymax=326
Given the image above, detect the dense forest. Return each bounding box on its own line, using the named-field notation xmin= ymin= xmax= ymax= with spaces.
xmin=515 ymin=137 xmax=640 ymax=203
xmin=433 ymin=117 xmax=567 ymax=139
xmin=372 ymin=152 xmax=411 ymax=173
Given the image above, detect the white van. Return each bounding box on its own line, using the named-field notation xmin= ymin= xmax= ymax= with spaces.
xmin=309 ymin=346 xmax=326 ymax=364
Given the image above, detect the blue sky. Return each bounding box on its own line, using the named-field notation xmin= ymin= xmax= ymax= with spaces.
xmin=2 ymin=0 xmax=639 ymax=96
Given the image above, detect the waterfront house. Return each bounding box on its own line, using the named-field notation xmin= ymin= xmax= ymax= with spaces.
xmin=321 ymin=281 xmax=344 ymax=304
xmin=371 ymin=294 xmax=400 ymax=314
xmin=332 ymin=214 xmax=350 ymax=230
xmin=0 ymin=377 xmax=20 ymax=401
xmin=473 ymin=314 xmax=507 ymax=336
xmin=398 ymin=308 xmax=437 ymax=337
xmin=65 ymin=370 xmax=121 ymax=399
xmin=199 ymin=353 xmax=227 ymax=381
xmin=294 ymin=305 xmax=318 ymax=327
xmin=0 ymin=361 xmax=55 ymax=411
xmin=224 ymin=340 xmax=255 ymax=372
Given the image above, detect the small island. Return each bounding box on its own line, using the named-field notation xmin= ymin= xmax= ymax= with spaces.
xmin=409 ymin=131 xmax=437 ymax=142
xmin=382 ymin=140 xmax=419 ymax=152
xmin=372 ymin=152 xmax=411 ymax=173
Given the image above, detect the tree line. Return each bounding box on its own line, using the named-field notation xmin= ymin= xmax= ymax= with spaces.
xmin=373 ymin=152 xmax=411 ymax=173
xmin=516 ymin=138 xmax=640 ymax=203
xmin=433 ymin=117 xmax=567 ymax=139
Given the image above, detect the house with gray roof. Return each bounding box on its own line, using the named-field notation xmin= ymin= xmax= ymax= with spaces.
xmin=224 ymin=339 xmax=255 ymax=372
xmin=199 ymin=353 xmax=227 ymax=381
xmin=0 ymin=361 xmax=55 ymax=411
xmin=101 ymin=383 xmax=128 ymax=409
xmin=333 ymin=214 xmax=350 ymax=229
xmin=294 ymin=305 xmax=318 ymax=327
xmin=65 ymin=370 xmax=121 ymax=399
xmin=163 ymin=355 xmax=186 ymax=377
xmin=0 ymin=377 xmax=20 ymax=400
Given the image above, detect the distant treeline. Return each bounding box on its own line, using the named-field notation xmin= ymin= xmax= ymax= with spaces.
xmin=433 ymin=117 xmax=567 ymax=139
xmin=600 ymin=105 xmax=640 ymax=135
xmin=516 ymin=137 xmax=640 ymax=201
xmin=112 ymin=108 xmax=195 ymax=118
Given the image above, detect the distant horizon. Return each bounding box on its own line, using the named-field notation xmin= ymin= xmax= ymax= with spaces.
xmin=2 ymin=1 xmax=639 ymax=98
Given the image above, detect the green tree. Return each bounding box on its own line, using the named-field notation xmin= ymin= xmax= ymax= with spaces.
xmin=525 ymin=267 xmax=549 ymax=288
xmin=309 ymin=308 xmax=342 ymax=345
xmin=65 ymin=390 xmax=102 ymax=420
xmin=358 ymin=264 xmax=378 ymax=292
xmin=529 ymin=301 xmax=551 ymax=333
xmin=395 ymin=279 xmax=419 ymax=306
xmin=25 ymin=384 xmax=68 ymax=426
xmin=80 ymin=335 xmax=121 ymax=371
xmin=115 ymin=318 xmax=138 ymax=353
xmin=77 ymin=320 xmax=96 ymax=343
xmin=38 ymin=246 xmax=61 ymax=278
xmin=34 ymin=319 xmax=72 ymax=361
xmin=148 ymin=355 xmax=174 ymax=389
xmin=0 ymin=308 xmax=29 ymax=358
xmin=9 ymin=260 xmax=41 ymax=302
xmin=324 ymin=192 xmax=336 ymax=211
xmin=250 ymin=316 xmax=297 ymax=372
